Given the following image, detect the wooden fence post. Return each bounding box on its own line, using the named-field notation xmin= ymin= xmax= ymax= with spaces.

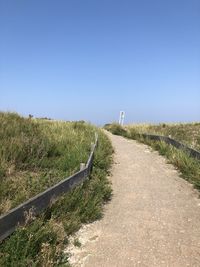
xmin=80 ymin=163 xmax=86 ymax=171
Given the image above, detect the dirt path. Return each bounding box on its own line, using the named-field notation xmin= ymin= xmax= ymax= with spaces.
xmin=67 ymin=133 xmax=200 ymax=267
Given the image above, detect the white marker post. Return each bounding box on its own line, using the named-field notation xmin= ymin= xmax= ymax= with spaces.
xmin=119 ymin=111 xmax=125 ymax=126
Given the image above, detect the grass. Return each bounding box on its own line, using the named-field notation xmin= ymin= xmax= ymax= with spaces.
xmin=73 ymin=239 xmax=81 ymax=248
xmin=104 ymin=123 xmax=127 ymax=136
xmin=105 ymin=122 xmax=200 ymax=192
xmin=0 ymin=112 xmax=96 ymax=214
xmin=127 ymin=122 xmax=200 ymax=150
xmin=0 ymin=112 xmax=113 ymax=266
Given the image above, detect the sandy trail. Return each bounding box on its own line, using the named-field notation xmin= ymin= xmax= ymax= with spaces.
xmin=67 ymin=132 xmax=200 ymax=267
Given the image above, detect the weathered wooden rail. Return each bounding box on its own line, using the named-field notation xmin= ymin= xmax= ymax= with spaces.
xmin=141 ymin=134 xmax=200 ymax=160
xmin=0 ymin=133 xmax=98 ymax=242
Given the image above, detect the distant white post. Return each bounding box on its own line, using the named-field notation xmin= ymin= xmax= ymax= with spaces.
xmin=119 ymin=111 xmax=125 ymax=126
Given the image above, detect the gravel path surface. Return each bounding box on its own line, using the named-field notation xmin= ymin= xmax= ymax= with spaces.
xmin=67 ymin=133 xmax=200 ymax=267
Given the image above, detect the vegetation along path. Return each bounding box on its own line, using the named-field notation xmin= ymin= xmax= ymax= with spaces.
xmin=68 ymin=132 xmax=200 ymax=267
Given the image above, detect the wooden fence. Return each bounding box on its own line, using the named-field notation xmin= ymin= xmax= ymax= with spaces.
xmin=141 ymin=134 xmax=200 ymax=160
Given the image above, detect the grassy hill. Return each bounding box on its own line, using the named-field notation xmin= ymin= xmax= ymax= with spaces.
xmin=0 ymin=112 xmax=113 ymax=266
xmin=0 ymin=112 xmax=97 ymax=214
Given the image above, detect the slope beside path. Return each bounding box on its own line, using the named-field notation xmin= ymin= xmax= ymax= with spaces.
xmin=67 ymin=132 xmax=200 ymax=267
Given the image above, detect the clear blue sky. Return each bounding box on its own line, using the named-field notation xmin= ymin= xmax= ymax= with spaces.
xmin=0 ymin=0 xmax=199 ymax=125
